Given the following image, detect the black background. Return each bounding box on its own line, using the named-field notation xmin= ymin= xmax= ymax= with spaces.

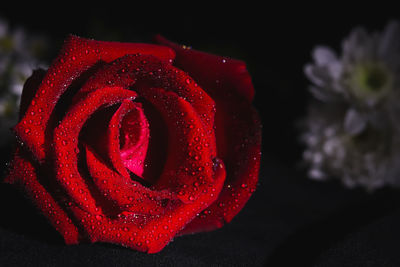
xmin=1 ymin=5 xmax=400 ymax=266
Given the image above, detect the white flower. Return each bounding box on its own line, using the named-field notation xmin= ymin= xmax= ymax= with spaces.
xmin=0 ymin=17 xmax=49 ymax=146
xmin=301 ymin=21 xmax=400 ymax=191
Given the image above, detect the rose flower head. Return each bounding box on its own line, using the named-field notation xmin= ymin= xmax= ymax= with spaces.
xmin=4 ymin=35 xmax=261 ymax=253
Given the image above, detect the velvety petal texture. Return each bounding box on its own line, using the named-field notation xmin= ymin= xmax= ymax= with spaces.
xmin=154 ymin=35 xmax=262 ymax=234
xmin=4 ymin=35 xmax=261 ymax=253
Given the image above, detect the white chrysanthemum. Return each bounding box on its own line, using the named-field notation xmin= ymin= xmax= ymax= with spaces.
xmin=0 ymin=17 xmax=48 ymax=145
xmin=302 ymin=21 xmax=400 ymax=191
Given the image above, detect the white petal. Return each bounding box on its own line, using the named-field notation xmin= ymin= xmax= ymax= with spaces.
xmin=304 ymin=64 xmax=333 ymax=87
xmin=11 ymin=84 xmax=23 ymax=95
xmin=0 ymin=18 xmax=8 ymax=37
xmin=309 ymin=168 xmax=326 ymax=180
xmin=344 ymin=108 xmax=367 ymax=135
xmin=323 ymin=138 xmax=339 ymax=156
xmin=308 ymin=86 xmax=339 ymax=102
xmin=312 ymin=46 xmax=338 ymax=66
xmin=326 ymin=60 xmax=343 ymax=81
xmin=342 ymin=27 xmax=370 ymax=63
xmin=378 ymin=21 xmax=400 ymax=70
xmin=378 ymin=20 xmax=400 ymax=59
xmin=312 ymin=152 xmax=324 ymax=165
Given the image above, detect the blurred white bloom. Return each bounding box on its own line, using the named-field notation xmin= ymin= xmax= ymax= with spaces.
xmin=0 ymin=17 xmax=48 ymax=145
xmin=302 ymin=21 xmax=400 ymax=191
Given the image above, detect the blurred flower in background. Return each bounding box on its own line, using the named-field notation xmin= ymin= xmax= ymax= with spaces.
xmin=301 ymin=20 xmax=400 ymax=191
xmin=0 ymin=17 xmax=48 ymax=146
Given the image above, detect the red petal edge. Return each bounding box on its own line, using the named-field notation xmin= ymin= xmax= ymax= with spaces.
xmin=53 ymin=87 xmax=136 ymax=215
xmin=154 ymin=35 xmax=262 ymax=234
xmin=154 ymin=34 xmax=255 ymax=102
xmin=14 ymin=35 xmax=175 ymax=162
xmin=4 ymin=147 xmax=80 ymax=244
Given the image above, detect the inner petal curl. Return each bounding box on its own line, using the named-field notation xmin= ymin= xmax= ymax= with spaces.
xmin=108 ymin=99 xmax=150 ymax=179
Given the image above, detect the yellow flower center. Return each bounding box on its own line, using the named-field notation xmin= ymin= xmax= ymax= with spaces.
xmin=350 ymin=62 xmax=393 ymax=105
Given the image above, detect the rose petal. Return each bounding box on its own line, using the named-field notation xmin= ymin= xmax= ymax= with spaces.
xmin=155 ymin=36 xmax=261 ymax=234
xmin=53 ymin=86 xmax=136 ymax=215
xmin=117 ymin=101 xmax=150 ymax=178
xmin=14 ymin=35 xmax=175 ymax=161
xmin=139 ymin=99 xmax=169 ymax=184
xmin=19 ymin=69 xmax=46 ymax=119
xmin=85 ymin=144 xmax=177 ymax=216
xmin=4 ymin=147 xmax=81 ymax=244
xmin=154 ymin=34 xmax=255 ymax=102
xmin=182 ymin=98 xmax=262 ymax=234
xmin=82 ymin=99 xmax=149 ymax=180
xmin=69 ymin=153 xmax=226 ymax=253
xmin=141 ymin=87 xmax=222 ymax=203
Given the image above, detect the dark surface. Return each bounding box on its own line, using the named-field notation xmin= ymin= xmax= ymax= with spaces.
xmin=1 ymin=154 xmax=400 ymax=267
xmin=2 ymin=6 xmax=400 ymax=267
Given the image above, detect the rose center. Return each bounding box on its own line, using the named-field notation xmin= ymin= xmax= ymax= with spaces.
xmin=119 ymin=103 xmax=150 ymax=178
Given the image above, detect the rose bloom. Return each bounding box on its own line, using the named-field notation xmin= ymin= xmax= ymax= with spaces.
xmin=4 ymin=35 xmax=261 ymax=253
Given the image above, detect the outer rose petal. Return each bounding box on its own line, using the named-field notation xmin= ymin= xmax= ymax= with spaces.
xmin=53 ymin=87 xmax=136 ymax=214
xmin=155 ymin=35 xmax=262 ymax=234
xmin=4 ymin=148 xmax=80 ymax=244
xmin=154 ymin=34 xmax=255 ymax=102
xmin=14 ymin=35 xmax=175 ymax=161
xmin=19 ymin=69 xmax=46 ymax=119
xmin=69 ymin=154 xmax=226 ymax=253
xmin=141 ymin=88 xmax=219 ymax=203
xmin=85 ymin=145 xmax=177 ymax=216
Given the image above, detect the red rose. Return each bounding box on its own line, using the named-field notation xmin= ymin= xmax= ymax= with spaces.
xmin=4 ymin=35 xmax=261 ymax=253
